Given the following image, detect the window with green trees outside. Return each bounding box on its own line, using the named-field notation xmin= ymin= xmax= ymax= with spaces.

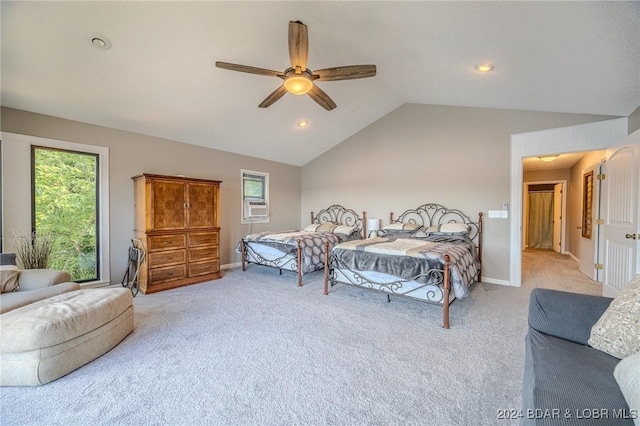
xmin=32 ymin=146 xmax=99 ymax=282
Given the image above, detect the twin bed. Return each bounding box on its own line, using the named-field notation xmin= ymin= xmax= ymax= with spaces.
xmin=238 ymin=203 xmax=482 ymax=328
xmin=239 ymin=205 xmax=366 ymax=286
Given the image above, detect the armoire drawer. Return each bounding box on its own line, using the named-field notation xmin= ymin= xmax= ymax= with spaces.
xmin=189 ymin=231 xmax=219 ymax=247
xmin=189 ymin=260 xmax=220 ymax=277
xmin=189 ymin=246 xmax=219 ymax=263
xmin=149 ymin=264 xmax=186 ymax=283
xmin=147 ymin=234 xmax=186 ymax=252
xmin=148 ymin=249 xmax=186 ymax=268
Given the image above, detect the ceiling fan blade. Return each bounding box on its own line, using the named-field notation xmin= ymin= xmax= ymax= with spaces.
xmin=307 ymin=85 xmax=337 ymax=111
xmin=216 ymin=62 xmax=283 ymax=78
xmin=288 ymin=21 xmax=309 ymax=71
xmin=258 ymin=85 xmax=288 ymax=108
xmin=313 ymin=65 xmax=377 ymax=81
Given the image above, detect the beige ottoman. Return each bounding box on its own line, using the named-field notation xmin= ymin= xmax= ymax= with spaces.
xmin=0 ymin=288 xmax=133 ymax=386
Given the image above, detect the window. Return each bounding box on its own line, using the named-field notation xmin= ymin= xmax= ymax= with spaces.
xmin=32 ymin=146 xmax=99 ymax=282
xmin=241 ymin=169 xmax=269 ymax=223
xmin=1 ymin=132 xmax=110 ymax=286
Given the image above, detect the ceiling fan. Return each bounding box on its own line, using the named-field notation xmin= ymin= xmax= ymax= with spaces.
xmin=216 ymin=21 xmax=376 ymax=111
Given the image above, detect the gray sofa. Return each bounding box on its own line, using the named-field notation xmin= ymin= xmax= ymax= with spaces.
xmin=0 ymin=269 xmax=80 ymax=314
xmin=522 ymin=288 xmax=633 ymax=425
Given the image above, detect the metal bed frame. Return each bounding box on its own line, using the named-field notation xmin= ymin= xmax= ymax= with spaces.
xmin=323 ymin=203 xmax=483 ymax=328
xmin=240 ymin=204 xmax=366 ymax=287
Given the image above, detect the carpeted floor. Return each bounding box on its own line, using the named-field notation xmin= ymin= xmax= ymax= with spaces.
xmin=0 ymin=250 xmax=601 ymax=426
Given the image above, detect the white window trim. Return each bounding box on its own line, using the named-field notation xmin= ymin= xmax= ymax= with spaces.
xmin=1 ymin=132 xmax=110 ymax=287
xmin=241 ymin=169 xmax=269 ymax=224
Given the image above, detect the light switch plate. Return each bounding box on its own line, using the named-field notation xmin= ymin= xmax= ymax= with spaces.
xmin=488 ymin=210 xmax=501 ymax=218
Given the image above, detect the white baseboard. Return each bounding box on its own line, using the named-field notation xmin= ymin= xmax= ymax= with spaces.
xmin=480 ymin=277 xmax=513 ymax=287
xmin=567 ymin=252 xmax=579 ymax=263
xmin=222 ymin=262 xmax=242 ymax=270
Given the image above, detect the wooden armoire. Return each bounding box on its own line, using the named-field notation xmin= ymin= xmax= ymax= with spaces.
xmin=132 ymin=174 xmax=222 ymax=294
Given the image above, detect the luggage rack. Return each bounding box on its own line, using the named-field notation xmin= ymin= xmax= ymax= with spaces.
xmin=121 ymin=239 xmax=145 ymax=297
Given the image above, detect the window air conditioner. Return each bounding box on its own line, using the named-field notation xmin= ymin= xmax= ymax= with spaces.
xmin=244 ymin=200 xmax=268 ymax=219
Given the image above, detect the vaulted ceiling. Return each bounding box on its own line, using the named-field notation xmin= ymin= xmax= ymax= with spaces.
xmin=2 ymin=1 xmax=638 ymax=166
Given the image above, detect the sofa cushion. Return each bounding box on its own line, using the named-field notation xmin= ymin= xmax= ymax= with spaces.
xmin=589 ymin=274 xmax=640 ymax=359
xmin=0 ymin=253 xmax=19 ymax=293
xmin=528 ymin=288 xmax=613 ymax=345
xmin=0 ymin=281 xmax=81 ymax=314
xmin=17 ymin=269 xmax=72 ymax=291
xmin=614 ymin=351 xmax=640 ymax=426
xmin=523 ymin=328 xmax=631 ymax=425
xmin=0 ymin=288 xmax=132 ymax=352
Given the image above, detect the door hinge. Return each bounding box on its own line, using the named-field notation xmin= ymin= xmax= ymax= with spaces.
xmin=595 ymin=219 xmax=604 ymax=225
xmin=597 ymin=173 xmax=606 ymax=180
xmin=595 ymin=263 xmax=604 ymax=270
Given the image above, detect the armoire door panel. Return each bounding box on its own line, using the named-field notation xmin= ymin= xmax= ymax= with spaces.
xmin=152 ymin=181 xmax=186 ymax=230
xmin=188 ymin=183 xmax=217 ymax=228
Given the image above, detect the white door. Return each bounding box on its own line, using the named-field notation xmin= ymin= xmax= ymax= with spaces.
xmin=552 ymin=183 xmax=562 ymax=253
xmin=601 ymin=131 xmax=640 ymax=297
xmin=578 ymin=163 xmax=601 ymax=281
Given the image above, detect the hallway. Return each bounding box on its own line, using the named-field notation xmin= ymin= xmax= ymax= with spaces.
xmin=521 ymin=249 xmax=602 ymax=296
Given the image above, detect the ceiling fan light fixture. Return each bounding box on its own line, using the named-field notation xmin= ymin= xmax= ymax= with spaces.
xmin=538 ymin=155 xmax=559 ymax=162
xmin=283 ymin=75 xmax=313 ymax=95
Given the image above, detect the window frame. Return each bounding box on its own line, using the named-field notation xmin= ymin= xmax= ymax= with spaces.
xmin=241 ymin=169 xmax=269 ymax=224
xmin=1 ymin=132 xmax=110 ymax=287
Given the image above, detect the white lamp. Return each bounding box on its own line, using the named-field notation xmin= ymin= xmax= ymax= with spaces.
xmin=366 ymin=218 xmax=381 ymax=238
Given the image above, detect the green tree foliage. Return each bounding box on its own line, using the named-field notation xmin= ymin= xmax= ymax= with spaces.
xmin=34 ymin=148 xmax=97 ymax=281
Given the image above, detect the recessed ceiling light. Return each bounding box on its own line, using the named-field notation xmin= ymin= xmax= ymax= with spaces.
xmin=297 ymin=120 xmax=309 ymax=128
xmin=474 ymin=63 xmax=494 ymax=73
xmin=90 ymin=33 xmax=111 ymax=50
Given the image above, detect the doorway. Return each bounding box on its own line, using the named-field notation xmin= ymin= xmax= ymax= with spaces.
xmin=523 ymin=181 xmax=566 ymax=253
xmin=509 ymin=118 xmax=629 ymax=287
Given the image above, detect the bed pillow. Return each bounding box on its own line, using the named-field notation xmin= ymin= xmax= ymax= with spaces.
xmin=316 ymin=222 xmax=337 ymax=232
xmin=382 ymin=222 xmax=422 ymax=231
xmin=303 ymin=224 xmax=320 ymax=232
xmin=588 ymin=274 xmax=640 ymax=359
xmin=613 ymin=350 xmax=640 ymax=426
xmin=332 ymin=225 xmax=356 ymax=236
xmin=425 ymin=223 xmax=470 ymax=235
xmin=1 ymin=253 xmax=20 ymax=293
xmin=380 ymin=222 xmax=422 ymax=236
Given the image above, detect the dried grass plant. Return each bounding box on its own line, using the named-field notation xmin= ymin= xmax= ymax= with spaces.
xmin=12 ymin=230 xmax=52 ymax=269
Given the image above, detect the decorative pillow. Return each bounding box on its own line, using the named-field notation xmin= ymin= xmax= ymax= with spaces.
xmin=303 ymin=224 xmax=320 ymax=232
xmin=589 ymin=274 xmax=640 ymax=359
xmin=613 ymin=350 xmax=640 ymax=426
xmin=332 ymin=225 xmax=356 ymax=236
xmin=1 ymin=253 xmax=20 ymax=293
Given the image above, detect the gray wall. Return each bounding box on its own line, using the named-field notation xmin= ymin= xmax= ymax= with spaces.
xmin=1 ymin=104 xmax=625 ymax=285
xmin=1 ymin=107 xmax=302 ymax=282
xmin=301 ymin=104 xmax=616 ymax=283
xmin=629 ymin=105 xmax=640 ymax=134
